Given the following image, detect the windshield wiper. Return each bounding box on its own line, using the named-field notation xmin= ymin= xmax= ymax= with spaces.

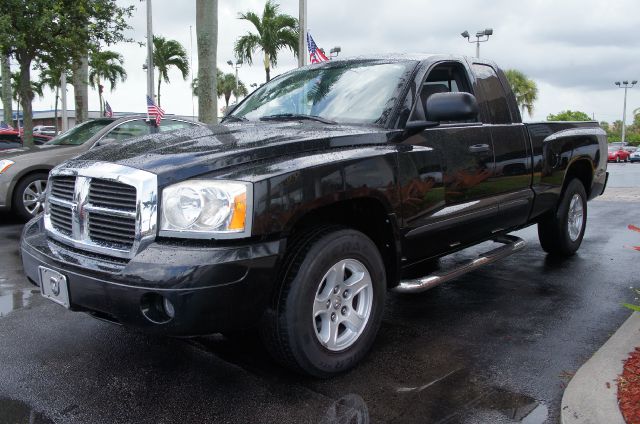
xmin=221 ymin=115 xmax=248 ymax=123
xmin=259 ymin=114 xmax=337 ymax=124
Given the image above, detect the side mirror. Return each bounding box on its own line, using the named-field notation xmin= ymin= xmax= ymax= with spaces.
xmin=426 ymin=92 xmax=479 ymax=122
xmin=95 ymin=137 xmax=117 ymax=147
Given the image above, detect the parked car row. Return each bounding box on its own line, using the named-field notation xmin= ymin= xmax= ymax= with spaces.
xmin=0 ymin=116 xmax=204 ymax=219
xmin=0 ymin=130 xmax=53 ymax=150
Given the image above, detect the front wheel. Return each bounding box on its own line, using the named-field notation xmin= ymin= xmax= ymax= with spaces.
xmin=261 ymin=227 xmax=386 ymax=377
xmin=13 ymin=173 xmax=49 ymax=220
xmin=538 ymin=179 xmax=587 ymax=256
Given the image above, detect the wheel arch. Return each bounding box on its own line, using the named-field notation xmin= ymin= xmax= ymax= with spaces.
xmin=283 ymin=197 xmax=402 ymax=288
xmin=562 ymin=157 xmax=594 ymax=199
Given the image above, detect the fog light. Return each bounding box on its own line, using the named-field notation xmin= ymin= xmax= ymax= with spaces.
xmin=163 ymin=297 xmax=175 ymax=319
xmin=140 ymin=293 xmax=175 ymax=324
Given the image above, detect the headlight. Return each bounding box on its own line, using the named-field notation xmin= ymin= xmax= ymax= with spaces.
xmin=0 ymin=159 xmax=14 ymax=174
xmin=159 ymin=180 xmax=252 ymax=239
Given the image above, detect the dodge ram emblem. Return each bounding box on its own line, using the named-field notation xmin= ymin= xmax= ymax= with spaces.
xmin=50 ymin=276 xmax=60 ymax=296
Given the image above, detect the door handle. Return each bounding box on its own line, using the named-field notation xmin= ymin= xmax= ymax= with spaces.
xmin=469 ymin=144 xmax=490 ymax=153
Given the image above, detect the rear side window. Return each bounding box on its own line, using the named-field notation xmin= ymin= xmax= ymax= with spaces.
xmin=107 ymin=120 xmax=153 ymax=142
xmin=472 ymin=64 xmax=512 ymax=124
xmin=159 ymin=120 xmax=197 ymax=132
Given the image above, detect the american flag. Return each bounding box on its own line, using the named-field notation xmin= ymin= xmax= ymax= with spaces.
xmin=104 ymin=101 xmax=113 ymax=118
xmin=146 ymin=95 xmax=165 ymax=125
xmin=307 ymin=33 xmax=329 ymax=64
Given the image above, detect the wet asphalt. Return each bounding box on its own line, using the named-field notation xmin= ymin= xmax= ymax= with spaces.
xmin=0 ymin=163 xmax=639 ymax=424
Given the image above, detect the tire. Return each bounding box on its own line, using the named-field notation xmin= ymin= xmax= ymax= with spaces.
xmin=537 ymin=178 xmax=587 ymax=256
xmin=13 ymin=173 xmax=49 ymax=220
xmin=260 ymin=227 xmax=386 ymax=377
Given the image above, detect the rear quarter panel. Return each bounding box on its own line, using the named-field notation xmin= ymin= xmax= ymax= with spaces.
xmin=526 ymin=122 xmax=607 ymax=219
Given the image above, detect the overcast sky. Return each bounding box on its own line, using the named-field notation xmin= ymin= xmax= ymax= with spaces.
xmin=24 ymin=0 xmax=640 ymax=122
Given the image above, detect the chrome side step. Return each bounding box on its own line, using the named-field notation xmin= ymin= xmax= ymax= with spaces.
xmin=392 ymin=235 xmax=526 ymax=294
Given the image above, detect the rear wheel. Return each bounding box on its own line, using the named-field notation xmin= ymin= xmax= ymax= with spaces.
xmin=261 ymin=227 xmax=386 ymax=377
xmin=538 ymin=178 xmax=587 ymax=256
xmin=13 ymin=173 xmax=49 ymax=220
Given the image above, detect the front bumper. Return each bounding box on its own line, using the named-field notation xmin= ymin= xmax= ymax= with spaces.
xmin=21 ymin=216 xmax=283 ymax=335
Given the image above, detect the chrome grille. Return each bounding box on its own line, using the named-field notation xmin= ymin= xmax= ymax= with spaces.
xmin=50 ymin=176 xmax=75 ymax=202
xmin=44 ymin=162 xmax=158 ymax=259
xmin=88 ymin=180 xmax=137 ymax=211
xmin=88 ymin=211 xmax=136 ymax=249
xmin=49 ymin=203 xmax=73 ymax=235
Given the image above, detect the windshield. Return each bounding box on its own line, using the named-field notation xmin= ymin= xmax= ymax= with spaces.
xmin=46 ymin=119 xmax=113 ymax=146
xmin=229 ymin=61 xmax=416 ymax=125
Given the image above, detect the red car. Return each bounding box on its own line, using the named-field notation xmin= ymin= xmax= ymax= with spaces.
xmin=608 ymin=146 xmax=631 ymax=162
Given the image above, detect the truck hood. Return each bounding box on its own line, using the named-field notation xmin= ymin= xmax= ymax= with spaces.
xmin=75 ymin=121 xmax=393 ymax=186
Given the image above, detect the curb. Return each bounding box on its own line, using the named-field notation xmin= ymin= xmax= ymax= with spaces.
xmin=561 ymin=312 xmax=640 ymax=424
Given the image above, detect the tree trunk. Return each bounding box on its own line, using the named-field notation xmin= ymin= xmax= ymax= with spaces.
xmin=157 ymin=78 xmax=161 ymax=107
xmin=18 ymin=58 xmax=34 ymax=147
xmin=72 ymin=55 xmax=89 ymax=124
xmin=54 ymin=87 xmax=59 ymax=133
xmin=264 ymin=52 xmax=271 ymax=82
xmin=1 ymin=54 xmax=11 ymax=125
xmin=196 ymin=0 xmax=218 ymax=124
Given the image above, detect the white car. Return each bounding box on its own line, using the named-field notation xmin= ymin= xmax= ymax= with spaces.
xmin=630 ymin=150 xmax=640 ymax=163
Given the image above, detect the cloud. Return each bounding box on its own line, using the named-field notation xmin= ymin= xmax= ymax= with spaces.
xmin=23 ymin=0 xmax=640 ymax=123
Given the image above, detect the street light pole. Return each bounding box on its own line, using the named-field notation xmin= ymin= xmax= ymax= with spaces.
xmin=298 ymin=0 xmax=307 ymax=67
xmin=461 ymin=28 xmax=493 ymax=58
xmin=227 ymin=60 xmax=242 ymax=100
xmin=146 ymin=0 xmax=155 ymax=102
xmin=615 ymin=80 xmax=637 ymax=143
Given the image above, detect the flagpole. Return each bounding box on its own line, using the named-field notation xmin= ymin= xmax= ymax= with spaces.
xmin=298 ymin=0 xmax=307 ymax=67
xmin=146 ymin=0 xmax=155 ymax=103
xmin=190 ymin=25 xmax=195 ymax=121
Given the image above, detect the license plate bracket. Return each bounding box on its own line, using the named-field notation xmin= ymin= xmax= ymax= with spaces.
xmin=39 ymin=266 xmax=70 ymax=308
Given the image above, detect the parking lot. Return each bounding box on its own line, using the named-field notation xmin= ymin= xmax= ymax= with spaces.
xmin=0 ymin=163 xmax=638 ymax=424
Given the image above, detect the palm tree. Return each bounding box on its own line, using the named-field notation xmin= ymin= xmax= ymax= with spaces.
xmin=504 ymin=69 xmax=538 ymax=118
xmin=39 ymin=66 xmax=71 ymax=133
xmin=218 ymin=72 xmax=248 ymax=107
xmin=153 ymin=36 xmax=189 ymax=107
xmin=88 ymin=50 xmax=127 ymax=115
xmin=191 ymin=69 xmax=223 ymax=97
xmin=234 ymin=1 xmax=298 ymax=82
xmin=196 ymin=0 xmax=218 ymax=124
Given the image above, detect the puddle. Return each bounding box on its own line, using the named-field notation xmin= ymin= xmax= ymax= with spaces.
xmin=0 ymin=281 xmax=40 ymax=318
xmin=469 ymin=385 xmax=549 ymax=423
xmin=0 ymin=398 xmax=54 ymax=424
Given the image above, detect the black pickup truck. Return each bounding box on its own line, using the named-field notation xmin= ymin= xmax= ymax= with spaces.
xmin=21 ymin=55 xmax=607 ymax=377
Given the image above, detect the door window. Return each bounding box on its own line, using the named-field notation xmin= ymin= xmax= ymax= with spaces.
xmin=472 ymin=64 xmax=512 ymax=124
xmin=411 ymin=62 xmax=474 ymax=122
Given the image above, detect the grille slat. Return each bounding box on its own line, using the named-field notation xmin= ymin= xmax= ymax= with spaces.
xmin=89 ymin=214 xmax=136 ymax=225
xmin=89 ymin=180 xmax=136 ymax=212
xmin=49 ymin=203 xmax=72 ymax=235
xmin=88 ymin=221 xmax=135 ymax=238
xmin=50 ymin=177 xmax=76 ymax=202
xmin=89 ymin=229 xmax=134 ymax=242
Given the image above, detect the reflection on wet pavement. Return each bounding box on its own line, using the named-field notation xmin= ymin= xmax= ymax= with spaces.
xmin=0 ymin=279 xmax=40 ymax=318
xmin=0 ymin=398 xmax=54 ymax=424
